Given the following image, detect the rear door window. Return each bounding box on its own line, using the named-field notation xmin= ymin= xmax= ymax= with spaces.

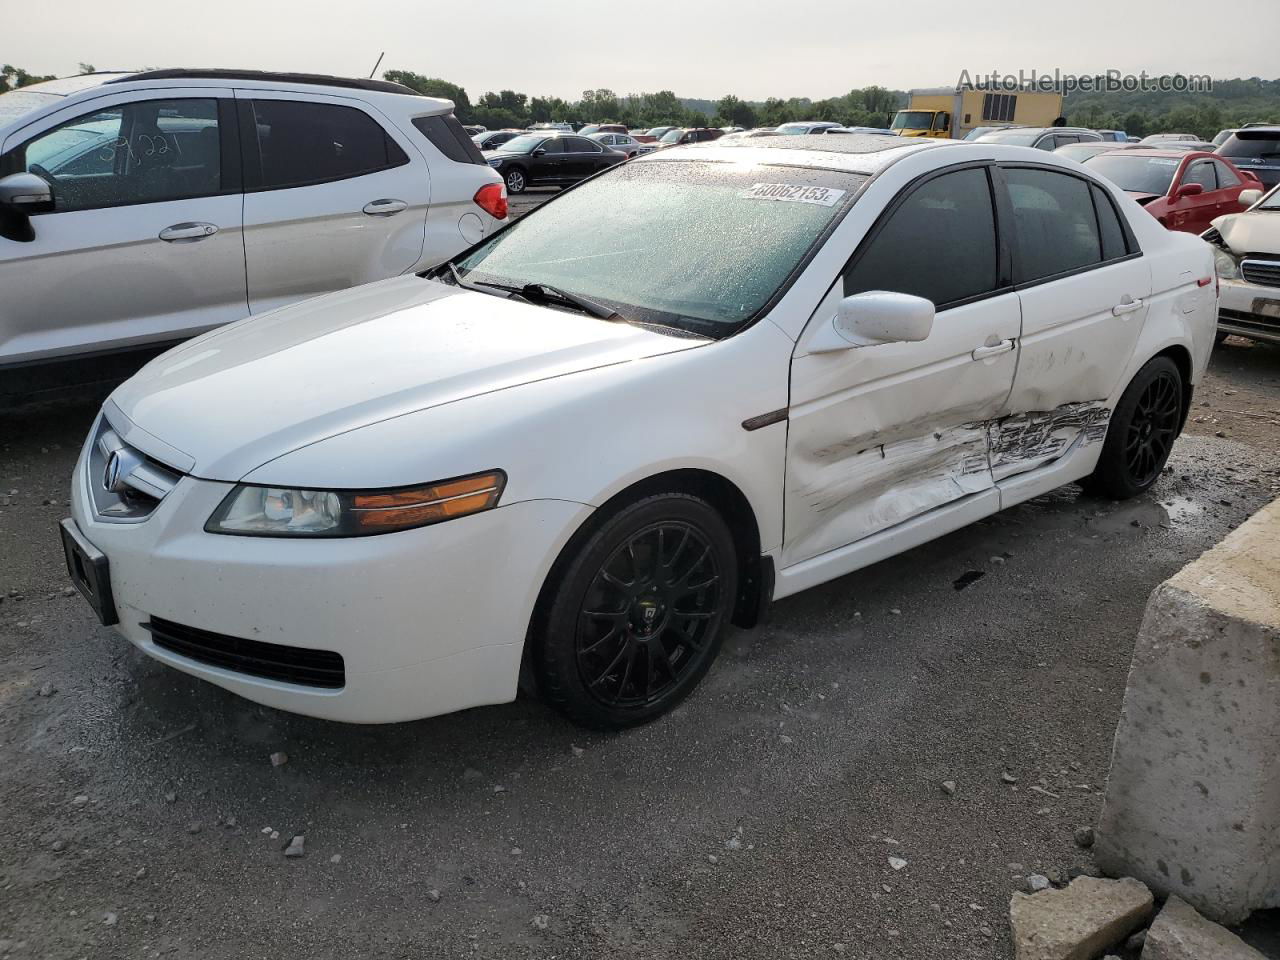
xmin=1213 ymin=160 xmax=1241 ymax=188
xmin=249 ymin=100 xmax=408 ymax=190
xmin=1004 ymin=168 xmax=1102 ymax=282
xmin=845 ymin=166 xmax=1000 ymax=309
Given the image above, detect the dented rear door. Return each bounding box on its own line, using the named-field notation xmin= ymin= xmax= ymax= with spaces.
xmin=994 ymin=165 xmax=1151 ymax=480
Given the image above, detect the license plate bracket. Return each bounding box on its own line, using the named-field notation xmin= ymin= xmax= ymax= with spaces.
xmin=59 ymin=519 xmax=118 ymax=626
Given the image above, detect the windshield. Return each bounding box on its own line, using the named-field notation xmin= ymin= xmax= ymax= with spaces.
xmin=451 ymin=160 xmax=865 ymax=338
xmin=646 ymin=127 xmax=671 ymax=137
xmin=1218 ymin=132 xmax=1280 ymax=160
xmin=975 ymin=130 xmax=1041 ymax=145
xmin=775 ymin=123 xmax=813 ymax=135
xmin=0 ymin=89 xmax=60 ymax=124
xmin=659 ymin=129 xmax=684 ymax=143
xmin=1085 ymin=154 xmax=1179 ymax=195
xmin=892 ymin=111 xmax=935 ymax=130
xmin=495 ymin=135 xmax=545 ymax=154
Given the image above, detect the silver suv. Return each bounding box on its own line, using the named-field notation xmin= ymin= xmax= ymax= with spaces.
xmin=0 ymin=69 xmax=506 ymax=395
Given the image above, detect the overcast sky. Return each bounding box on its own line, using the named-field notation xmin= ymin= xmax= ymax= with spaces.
xmin=10 ymin=0 xmax=1277 ymax=103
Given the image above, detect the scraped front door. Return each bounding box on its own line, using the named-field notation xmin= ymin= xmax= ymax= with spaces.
xmin=784 ymin=165 xmax=1019 ymax=565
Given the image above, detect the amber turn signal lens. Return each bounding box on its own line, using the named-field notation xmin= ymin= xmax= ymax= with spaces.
xmin=351 ymin=471 xmax=505 ymax=530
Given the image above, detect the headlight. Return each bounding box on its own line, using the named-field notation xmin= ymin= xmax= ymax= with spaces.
xmin=1213 ymin=246 xmax=1241 ymax=280
xmin=487 ymin=156 xmax=504 ymax=167
xmin=205 ymin=470 xmax=506 ymax=537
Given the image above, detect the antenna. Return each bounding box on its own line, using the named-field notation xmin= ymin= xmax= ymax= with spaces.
xmin=368 ymin=51 xmax=385 ymax=80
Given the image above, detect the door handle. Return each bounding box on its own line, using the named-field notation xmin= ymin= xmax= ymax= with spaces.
xmin=362 ymin=199 xmax=407 ymax=216
xmin=971 ymin=338 xmax=1015 ymax=361
xmin=1112 ymin=297 xmax=1144 ymax=316
xmin=158 ymin=222 xmax=218 ymax=242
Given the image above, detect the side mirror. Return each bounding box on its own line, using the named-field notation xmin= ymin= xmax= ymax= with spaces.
xmin=532 ymin=148 xmax=546 ymax=157
xmin=0 ymin=172 xmax=54 ymax=214
xmin=1238 ymin=188 xmax=1263 ymax=207
xmin=1173 ymin=182 xmax=1204 ymax=200
xmin=808 ymin=291 xmax=935 ymax=353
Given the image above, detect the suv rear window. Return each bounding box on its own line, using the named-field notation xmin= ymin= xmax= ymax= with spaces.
xmin=1217 ymin=131 xmax=1280 ymax=160
xmin=413 ymin=115 xmax=486 ymax=165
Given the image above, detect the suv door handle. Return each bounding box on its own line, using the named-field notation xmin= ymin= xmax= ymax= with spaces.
xmin=971 ymin=338 xmax=1015 ymax=360
xmin=362 ymin=199 xmax=407 ymax=216
xmin=158 ymin=222 xmax=218 ymax=242
xmin=1112 ymin=297 xmax=1144 ymax=316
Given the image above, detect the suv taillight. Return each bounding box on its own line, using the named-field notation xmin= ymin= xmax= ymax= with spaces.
xmin=473 ymin=183 xmax=508 ymax=220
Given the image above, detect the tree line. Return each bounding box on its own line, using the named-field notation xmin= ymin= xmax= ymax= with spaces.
xmin=3 ymin=64 xmax=1277 ymax=140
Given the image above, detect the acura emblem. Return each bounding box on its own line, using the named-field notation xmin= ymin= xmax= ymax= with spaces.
xmin=102 ymin=448 xmax=143 ymax=494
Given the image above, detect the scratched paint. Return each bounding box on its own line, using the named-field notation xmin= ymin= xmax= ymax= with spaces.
xmin=784 ymin=422 xmax=991 ymax=562
xmin=783 ymin=400 xmax=1111 ymax=565
xmin=988 ymin=401 xmax=1111 ymax=481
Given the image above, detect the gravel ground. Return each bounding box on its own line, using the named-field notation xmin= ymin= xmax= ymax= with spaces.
xmin=2 ymin=285 xmax=1278 ymax=959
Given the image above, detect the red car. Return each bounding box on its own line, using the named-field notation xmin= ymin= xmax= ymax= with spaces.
xmin=1084 ymin=149 xmax=1263 ymax=234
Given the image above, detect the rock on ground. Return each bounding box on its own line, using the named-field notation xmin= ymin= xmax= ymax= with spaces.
xmin=1142 ymin=896 xmax=1267 ymax=960
xmin=1010 ymin=876 xmax=1153 ymax=960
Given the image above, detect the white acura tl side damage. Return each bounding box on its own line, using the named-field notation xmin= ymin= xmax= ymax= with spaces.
xmin=60 ymin=135 xmax=1216 ymax=728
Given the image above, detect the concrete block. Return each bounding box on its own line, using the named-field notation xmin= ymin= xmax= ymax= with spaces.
xmin=1096 ymin=498 xmax=1280 ymax=925
xmin=1009 ymin=875 xmax=1153 ymax=960
xmin=1142 ymin=895 xmax=1266 ymax=960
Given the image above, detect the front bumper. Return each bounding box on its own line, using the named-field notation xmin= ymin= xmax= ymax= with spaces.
xmin=1219 ymin=278 xmax=1280 ymax=345
xmin=68 ymin=437 xmax=591 ymax=723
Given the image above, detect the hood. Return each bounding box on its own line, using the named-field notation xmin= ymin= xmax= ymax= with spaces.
xmin=1212 ymin=209 xmax=1280 ymax=255
xmin=109 ymin=276 xmax=702 ymax=480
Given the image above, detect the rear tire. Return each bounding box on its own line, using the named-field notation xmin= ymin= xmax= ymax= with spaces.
xmin=534 ymin=493 xmax=738 ymax=730
xmin=1081 ymin=356 xmax=1183 ymax=500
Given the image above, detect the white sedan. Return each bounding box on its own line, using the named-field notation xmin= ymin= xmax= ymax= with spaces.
xmin=62 ymin=136 xmax=1217 ymax=729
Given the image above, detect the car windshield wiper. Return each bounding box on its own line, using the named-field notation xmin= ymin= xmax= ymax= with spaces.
xmin=519 ymin=282 xmax=624 ymax=322
xmin=444 ymin=262 xmax=528 ymax=301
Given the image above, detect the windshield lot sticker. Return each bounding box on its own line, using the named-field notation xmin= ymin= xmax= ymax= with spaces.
xmin=743 ymin=183 xmax=846 ymax=206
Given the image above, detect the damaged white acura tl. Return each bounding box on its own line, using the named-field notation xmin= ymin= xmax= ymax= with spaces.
xmin=61 ymin=135 xmax=1218 ymax=729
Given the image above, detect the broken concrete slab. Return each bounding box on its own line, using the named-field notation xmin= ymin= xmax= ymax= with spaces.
xmin=1010 ymin=875 xmax=1153 ymax=960
xmin=1142 ymin=896 xmax=1266 ymax=960
xmin=1096 ymin=498 xmax=1280 ymax=925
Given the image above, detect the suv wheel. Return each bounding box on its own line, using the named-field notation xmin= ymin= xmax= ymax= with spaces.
xmin=505 ymin=167 xmax=527 ymax=194
xmin=534 ymin=493 xmax=738 ymax=730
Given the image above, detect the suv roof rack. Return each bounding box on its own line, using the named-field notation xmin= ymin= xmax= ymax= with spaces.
xmin=104 ymin=69 xmax=421 ymax=96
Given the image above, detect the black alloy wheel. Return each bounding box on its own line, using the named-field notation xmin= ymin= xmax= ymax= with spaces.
xmin=1082 ymin=356 xmax=1184 ymax=499
xmin=1124 ymin=368 xmax=1181 ymax=488
xmin=535 ymin=493 xmax=738 ymax=729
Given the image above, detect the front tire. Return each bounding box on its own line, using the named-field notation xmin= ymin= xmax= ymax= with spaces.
xmin=534 ymin=493 xmax=738 ymax=730
xmin=1081 ymin=356 xmax=1183 ymax=500
xmin=504 ymin=167 xmax=527 ymax=194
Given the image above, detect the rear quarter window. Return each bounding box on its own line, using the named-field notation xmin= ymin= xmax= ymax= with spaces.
xmin=413 ymin=114 xmax=486 ymax=165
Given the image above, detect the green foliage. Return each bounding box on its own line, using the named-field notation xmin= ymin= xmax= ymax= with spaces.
xmin=382 ymin=70 xmax=473 ymax=122
xmin=1 ymin=65 xmax=57 ymax=92
xmin=1064 ymin=78 xmax=1280 ymax=139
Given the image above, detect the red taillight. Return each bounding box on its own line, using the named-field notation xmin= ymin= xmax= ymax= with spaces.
xmin=473 ymin=183 xmax=508 ymax=220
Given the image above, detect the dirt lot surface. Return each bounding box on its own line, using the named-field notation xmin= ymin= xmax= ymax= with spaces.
xmin=2 ymin=254 xmax=1278 ymax=958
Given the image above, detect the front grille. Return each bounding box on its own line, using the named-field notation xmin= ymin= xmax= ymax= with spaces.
xmin=1241 ymin=259 xmax=1280 ymax=288
xmin=144 ymin=618 xmax=346 ymax=689
xmin=87 ymin=414 xmax=183 ymax=523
